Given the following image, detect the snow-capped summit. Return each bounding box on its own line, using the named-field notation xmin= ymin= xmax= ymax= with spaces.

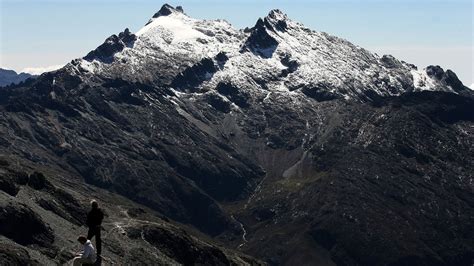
xmin=2 ymin=5 xmax=472 ymax=266
xmin=265 ymin=9 xmax=290 ymax=31
xmin=69 ymin=4 xmax=470 ymax=102
xmin=138 ymin=8 xmax=207 ymax=44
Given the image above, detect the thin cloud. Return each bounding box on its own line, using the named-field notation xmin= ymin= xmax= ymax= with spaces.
xmin=21 ymin=65 xmax=64 ymax=75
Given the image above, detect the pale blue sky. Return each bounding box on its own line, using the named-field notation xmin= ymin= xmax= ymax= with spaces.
xmin=1 ymin=0 xmax=472 ymax=85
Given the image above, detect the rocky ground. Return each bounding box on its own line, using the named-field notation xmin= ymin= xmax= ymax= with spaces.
xmin=0 ymin=163 xmax=263 ymax=265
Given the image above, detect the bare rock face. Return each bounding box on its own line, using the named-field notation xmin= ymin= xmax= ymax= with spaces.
xmin=83 ymin=28 xmax=136 ymax=62
xmin=171 ymin=57 xmax=219 ymax=92
xmin=241 ymin=18 xmax=279 ymax=58
xmin=36 ymin=186 xmax=87 ymax=226
xmin=152 ymin=3 xmax=184 ymax=18
xmin=28 ymin=172 xmax=54 ymax=190
xmin=0 ymin=175 xmax=20 ymax=196
xmin=0 ymin=201 xmax=54 ymax=247
xmin=425 ymin=65 xmax=467 ymax=92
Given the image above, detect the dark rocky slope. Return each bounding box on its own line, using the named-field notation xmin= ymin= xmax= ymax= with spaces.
xmin=0 ymin=163 xmax=263 ymax=265
xmin=0 ymin=4 xmax=473 ymax=266
xmin=0 ymin=70 xmax=264 ymax=236
xmin=224 ymin=92 xmax=474 ymax=265
xmin=1 ymin=67 xmax=472 ymax=265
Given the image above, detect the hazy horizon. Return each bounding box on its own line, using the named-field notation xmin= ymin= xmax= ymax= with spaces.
xmin=1 ymin=0 xmax=472 ymax=86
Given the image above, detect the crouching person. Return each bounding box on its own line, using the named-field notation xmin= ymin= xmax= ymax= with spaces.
xmin=73 ymin=235 xmax=97 ymax=265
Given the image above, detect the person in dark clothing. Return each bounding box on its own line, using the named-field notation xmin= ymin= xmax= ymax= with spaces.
xmin=86 ymin=200 xmax=104 ymax=256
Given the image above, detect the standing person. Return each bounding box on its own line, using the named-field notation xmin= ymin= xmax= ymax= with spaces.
xmin=86 ymin=200 xmax=104 ymax=256
xmin=72 ymin=235 xmax=97 ymax=265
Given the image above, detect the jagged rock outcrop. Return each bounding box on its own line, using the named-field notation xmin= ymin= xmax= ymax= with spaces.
xmin=0 ymin=200 xmax=54 ymax=247
xmin=152 ymin=4 xmax=184 ymax=18
xmin=171 ymin=57 xmax=219 ymax=92
xmin=84 ymin=28 xmax=136 ymax=62
xmin=241 ymin=18 xmax=279 ymax=58
xmin=425 ymin=65 xmax=466 ymax=92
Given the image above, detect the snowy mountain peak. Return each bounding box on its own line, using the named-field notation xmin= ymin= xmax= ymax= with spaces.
xmin=152 ymin=4 xmax=185 ymax=18
xmin=266 ymin=9 xmax=290 ymax=29
xmin=252 ymin=9 xmax=291 ymax=33
xmin=268 ymin=9 xmax=286 ymax=18
xmin=72 ymin=5 xmax=470 ymax=101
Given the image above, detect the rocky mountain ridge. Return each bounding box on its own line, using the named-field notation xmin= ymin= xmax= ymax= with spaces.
xmin=0 ymin=4 xmax=472 ymax=265
xmin=0 ymin=68 xmax=36 ymax=87
xmin=72 ymin=5 xmax=469 ymax=102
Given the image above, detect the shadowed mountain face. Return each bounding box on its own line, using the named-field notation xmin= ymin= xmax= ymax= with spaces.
xmin=0 ymin=4 xmax=473 ymax=265
xmin=228 ymin=92 xmax=474 ymax=265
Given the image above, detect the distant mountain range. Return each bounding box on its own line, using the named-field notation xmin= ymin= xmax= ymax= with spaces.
xmin=0 ymin=68 xmax=36 ymax=87
xmin=0 ymin=4 xmax=472 ymax=265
